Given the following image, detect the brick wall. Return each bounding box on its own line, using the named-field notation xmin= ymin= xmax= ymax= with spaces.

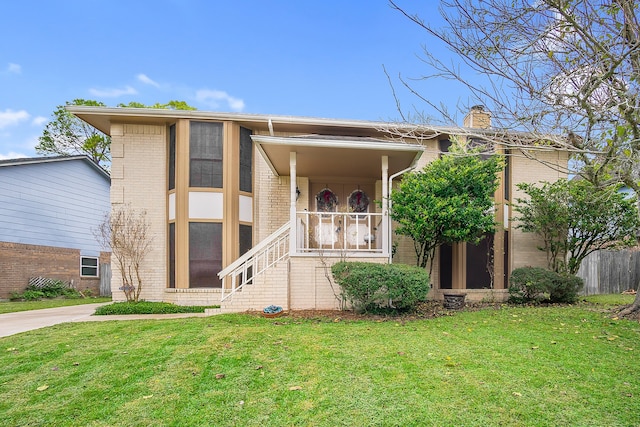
xmin=510 ymin=148 xmax=568 ymax=271
xmin=110 ymin=123 xmax=167 ymax=302
xmin=0 ymin=242 xmax=109 ymax=299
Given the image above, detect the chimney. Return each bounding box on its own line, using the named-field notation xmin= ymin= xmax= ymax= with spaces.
xmin=463 ymin=105 xmax=491 ymax=129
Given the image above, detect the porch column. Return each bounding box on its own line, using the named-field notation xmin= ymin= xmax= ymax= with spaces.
xmin=290 ymin=151 xmax=297 ymax=255
xmin=382 ymin=156 xmax=389 ymax=262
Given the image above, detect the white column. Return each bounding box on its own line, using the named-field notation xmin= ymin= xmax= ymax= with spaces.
xmin=381 ymin=156 xmax=389 ymax=261
xmin=290 ymin=151 xmax=297 ymax=255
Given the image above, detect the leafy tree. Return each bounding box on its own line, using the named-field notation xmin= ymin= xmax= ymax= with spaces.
xmin=389 ymin=0 xmax=640 ymax=315
xmin=390 ymin=148 xmax=503 ymax=274
xmin=515 ymin=179 xmax=639 ymax=275
xmin=36 ymin=99 xmax=111 ymax=168
xmin=117 ymin=100 xmax=196 ymax=110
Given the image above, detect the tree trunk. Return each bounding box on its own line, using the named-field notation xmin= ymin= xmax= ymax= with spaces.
xmin=618 ymin=283 xmax=640 ymax=318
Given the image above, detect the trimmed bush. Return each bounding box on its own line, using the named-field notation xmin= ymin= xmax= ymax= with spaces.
xmin=94 ymin=301 xmax=219 ymax=315
xmin=509 ymin=267 xmax=583 ymax=304
xmin=331 ymin=261 xmax=430 ymax=312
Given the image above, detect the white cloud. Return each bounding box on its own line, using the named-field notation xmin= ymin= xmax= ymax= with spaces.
xmin=89 ymin=85 xmax=138 ymax=97
xmin=0 ymin=151 xmax=29 ymax=160
xmin=31 ymin=116 xmax=48 ymax=126
xmin=7 ymin=63 xmax=21 ymax=74
xmin=137 ymin=73 xmax=160 ymax=87
xmin=195 ymin=89 xmax=245 ymax=112
xmin=0 ymin=109 xmax=30 ymax=129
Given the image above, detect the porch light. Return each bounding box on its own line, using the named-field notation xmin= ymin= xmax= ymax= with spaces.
xmin=296 ymin=186 xmax=301 ymax=201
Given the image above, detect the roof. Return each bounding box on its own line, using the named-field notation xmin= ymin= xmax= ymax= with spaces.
xmin=0 ymin=155 xmax=111 ymax=182
xmin=65 ymin=105 xmax=455 ymax=139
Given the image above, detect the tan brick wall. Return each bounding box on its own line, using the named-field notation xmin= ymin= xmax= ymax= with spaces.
xmin=289 ymin=255 xmax=388 ymax=310
xmin=510 ymin=148 xmax=568 ymax=271
xmin=0 ymin=242 xmax=108 ymax=299
xmin=164 ymin=288 xmax=222 ymax=306
xmin=221 ymin=260 xmax=289 ymax=313
xmin=110 ymin=123 xmax=167 ymax=302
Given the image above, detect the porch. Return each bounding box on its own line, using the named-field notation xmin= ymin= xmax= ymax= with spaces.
xmin=217 ymin=134 xmax=425 ymax=312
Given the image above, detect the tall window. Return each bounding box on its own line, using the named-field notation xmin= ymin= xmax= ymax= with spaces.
xmin=168 ymin=223 xmax=175 ymax=288
xmin=190 ymin=121 xmax=223 ymax=188
xmin=240 ymin=127 xmax=252 ymax=192
xmin=189 ymin=222 xmax=222 ymax=287
xmin=168 ymin=124 xmax=176 ymax=190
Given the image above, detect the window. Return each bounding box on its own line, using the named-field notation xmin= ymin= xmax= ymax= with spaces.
xmin=189 ymin=222 xmax=222 ymax=288
xmin=169 ymin=124 xmax=176 ymax=190
xmin=81 ymin=256 xmax=99 ymax=278
xmin=240 ymin=127 xmax=253 ymax=192
xmin=190 ymin=121 xmax=223 ymax=188
xmin=168 ymin=223 xmax=175 ymax=288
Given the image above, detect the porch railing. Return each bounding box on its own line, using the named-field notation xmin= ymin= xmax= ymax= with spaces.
xmin=219 ymin=221 xmax=290 ymax=302
xmin=296 ymin=211 xmax=383 ymax=253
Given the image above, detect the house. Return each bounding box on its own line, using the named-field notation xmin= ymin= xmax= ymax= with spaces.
xmin=68 ymin=106 xmax=568 ymax=311
xmin=0 ymin=156 xmax=111 ymax=299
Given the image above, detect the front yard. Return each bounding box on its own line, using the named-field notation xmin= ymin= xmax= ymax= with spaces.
xmin=1 ymin=299 xmax=638 ymax=426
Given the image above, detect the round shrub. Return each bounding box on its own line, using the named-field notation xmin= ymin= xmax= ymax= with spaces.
xmin=509 ymin=267 xmax=583 ymax=304
xmin=331 ymin=261 xmax=430 ymax=312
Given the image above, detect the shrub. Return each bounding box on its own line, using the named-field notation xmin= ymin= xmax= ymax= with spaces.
xmin=331 ymin=261 xmax=430 ymax=312
xmin=548 ymin=274 xmax=583 ymax=304
xmin=94 ymin=301 xmax=219 ymax=315
xmin=20 ymin=290 xmax=46 ymax=301
xmin=509 ymin=267 xmax=583 ymax=304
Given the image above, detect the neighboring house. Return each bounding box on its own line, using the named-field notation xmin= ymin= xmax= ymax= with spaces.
xmin=0 ymin=156 xmax=111 ymax=299
xmin=68 ymin=106 xmax=568 ymax=311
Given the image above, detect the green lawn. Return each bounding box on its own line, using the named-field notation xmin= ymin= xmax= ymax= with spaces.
xmin=1 ymin=303 xmax=638 ymax=426
xmin=0 ymin=297 xmax=112 ymax=314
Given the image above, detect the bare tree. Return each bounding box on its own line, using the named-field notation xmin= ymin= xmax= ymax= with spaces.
xmin=96 ymin=206 xmax=153 ymax=302
xmin=389 ymin=0 xmax=640 ymax=317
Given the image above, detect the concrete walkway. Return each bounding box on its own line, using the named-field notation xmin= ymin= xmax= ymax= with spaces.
xmin=0 ymin=303 xmax=210 ymax=338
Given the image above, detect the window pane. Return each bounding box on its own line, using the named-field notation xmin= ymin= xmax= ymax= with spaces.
xmin=169 ymin=124 xmax=176 ymax=190
xmin=189 ymin=222 xmax=222 ymax=288
xmin=190 ymin=121 xmax=223 ymax=188
xmin=240 ymin=127 xmax=252 ymax=192
xmin=80 ymin=257 xmax=99 ymax=277
xmin=169 ymin=223 xmax=176 ymax=288
xmin=239 ymin=224 xmax=252 ymax=256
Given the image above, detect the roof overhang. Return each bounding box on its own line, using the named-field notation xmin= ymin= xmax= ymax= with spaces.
xmin=253 ymin=135 xmax=424 ymax=179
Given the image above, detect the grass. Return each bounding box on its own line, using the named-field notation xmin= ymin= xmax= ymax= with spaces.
xmin=581 ymin=293 xmax=636 ymax=307
xmin=1 ymin=301 xmax=639 ymax=426
xmin=0 ymin=297 xmax=112 ymax=314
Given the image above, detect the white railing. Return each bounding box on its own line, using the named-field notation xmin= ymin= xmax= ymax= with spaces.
xmin=219 ymin=222 xmax=290 ymax=302
xmin=296 ymin=211 xmax=383 ymax=253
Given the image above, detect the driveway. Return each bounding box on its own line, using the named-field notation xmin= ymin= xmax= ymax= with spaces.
xmin=0 ymin=303 xmax=210 ymax=338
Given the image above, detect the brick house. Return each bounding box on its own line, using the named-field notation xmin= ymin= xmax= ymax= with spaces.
xmin=0 ymin=156 xmax=111 ymax=299
xmin=68 ymin=106 xmax=568 ymax=311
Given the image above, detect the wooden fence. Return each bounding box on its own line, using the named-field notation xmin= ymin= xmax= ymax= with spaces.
xmin=99 ymin=264 xmax=112 ymax=297
xmin=576 ymin=249 xmax=640 ymax=295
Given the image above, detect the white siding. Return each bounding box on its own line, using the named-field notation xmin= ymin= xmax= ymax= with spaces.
xmin=0 ymin=159 xmax=110 ymax=253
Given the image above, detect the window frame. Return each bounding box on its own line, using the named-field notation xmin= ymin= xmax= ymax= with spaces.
xmin=80 ymin=256 xmax=99 ymax=278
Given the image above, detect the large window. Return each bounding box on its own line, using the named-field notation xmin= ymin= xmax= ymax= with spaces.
xmin=190 ymin=121 xmax=223 ymax=188
xmin=189 ymin=222 xmax=222 ymax=288
xmin=168 ymin=223 xmax=175 ymax=288
xmin=80 ymin=256 xmax=99 ymax=278
xmin=240 ymin=127 xmax=252 ymax=192
xmin=169 ymin=124 xmax=176 ymax=190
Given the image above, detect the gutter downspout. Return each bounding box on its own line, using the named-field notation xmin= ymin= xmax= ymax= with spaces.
xmin=387 ymin=165 xmax=417 ymax=264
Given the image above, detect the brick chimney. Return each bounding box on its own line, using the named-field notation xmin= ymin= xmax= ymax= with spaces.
xmin=463 ymin=105 xmax=491 ymax=129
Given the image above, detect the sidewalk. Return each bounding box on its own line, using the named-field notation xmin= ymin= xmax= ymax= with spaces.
xmin=0 ymin=303 xmax=210 ymax=338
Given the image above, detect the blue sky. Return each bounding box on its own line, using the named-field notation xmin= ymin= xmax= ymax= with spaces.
xmin=0 ymin=1 xmax=469 ymax=160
